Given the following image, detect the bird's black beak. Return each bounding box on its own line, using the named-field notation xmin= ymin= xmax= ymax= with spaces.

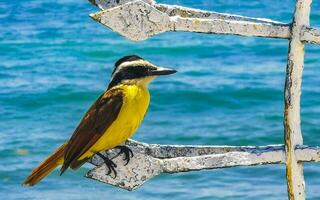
xmin=149 ymin=66 xmax=177 ymax=76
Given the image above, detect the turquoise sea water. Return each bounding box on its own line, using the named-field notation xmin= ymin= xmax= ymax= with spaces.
xmin=1 ymin=0 xmax=320 ymax=199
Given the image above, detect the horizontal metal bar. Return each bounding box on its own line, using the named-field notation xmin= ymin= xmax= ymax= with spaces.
xmin=89 ymin=0 xmax=288 ymax=25
xmin=86 ymin=140 xmax=320 ymax=191
xmin=161 ymin=145 xmax=320 ymax=173
xmin=122 ymin=139 xmax=285 ymax=158
xmin=171 ymin=16 xmax=290 ymax=39
xmin=89 ymin=0 xmax=320 ymax=45
xmin=301 ymin=26 xmax=320 ymax=44
xmin=89 ymin=0 xmax=291 ymax=41
xmin=121 ymin=140 xmax=320 ymax=161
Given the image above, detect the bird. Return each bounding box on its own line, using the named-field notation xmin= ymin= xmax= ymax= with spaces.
xmin=23 ymin=55 xmax=177 ymax=186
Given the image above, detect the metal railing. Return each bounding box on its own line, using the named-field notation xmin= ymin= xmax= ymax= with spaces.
xmin=85 ymin=1 xmax=320 ymax=199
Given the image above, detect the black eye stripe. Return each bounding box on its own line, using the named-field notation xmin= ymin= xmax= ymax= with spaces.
xmin=108 ymin=65 xmax=156 ymax=89
xmin=120 ymin=65 xmax=156 ymax=74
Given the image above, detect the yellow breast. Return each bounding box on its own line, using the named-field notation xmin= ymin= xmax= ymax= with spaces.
xmin=87 ymin=84 xmax=150 ymax=155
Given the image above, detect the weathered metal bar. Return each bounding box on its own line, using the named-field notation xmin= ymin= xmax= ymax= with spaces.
xmin=88 ymin=0 xmax=320 ymax=44
xmin=89 ymin=0 xmax=287 ymax=25
xmin=295 ymin=146 xmax=320 ymax=162
xmin=300 ymin=26 xmax=320 ymax=44
xmin=88 ymin=140 xmax=320 ymax=164
xmin=122 ymin=139 xmax=284 ymax=158
xmin=89 ymin=0 xmax=291 ymax=41
xmin=284 ymin=0 xmax=312 ymax=199
xmin=161 ymin=146 xmax=320 ymax=173
xmin=86 ymin=140 xmax=320 ymax=191
xmin=172 ymin=17 xmax=290 ymax=39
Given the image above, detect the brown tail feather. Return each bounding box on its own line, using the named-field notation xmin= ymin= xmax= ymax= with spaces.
xmin=22 ymin=143 xmax=66 ymax=186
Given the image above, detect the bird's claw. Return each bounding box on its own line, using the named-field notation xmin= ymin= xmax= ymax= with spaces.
xmin=96 ymin=152 xmax=117 ymax=178
xmin=112 ymin=145 xmax=134 ymax=166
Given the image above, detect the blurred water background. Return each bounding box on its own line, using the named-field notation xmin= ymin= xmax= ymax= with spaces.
xmin=1 ymin=0 xmax=320 ymax=199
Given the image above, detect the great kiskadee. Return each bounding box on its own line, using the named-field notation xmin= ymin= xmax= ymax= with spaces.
xmin=23 ymin=55 xmax=177 ymax=186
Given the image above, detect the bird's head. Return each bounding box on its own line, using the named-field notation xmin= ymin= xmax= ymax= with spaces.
xmin=108 ymin=55 xmax=177 ymax=89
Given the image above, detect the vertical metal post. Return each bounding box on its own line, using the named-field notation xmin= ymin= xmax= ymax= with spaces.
xmin=284 ymin=0 xmax=312 ymax=199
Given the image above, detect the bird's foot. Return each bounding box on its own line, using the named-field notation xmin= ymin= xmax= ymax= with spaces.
xmin=111 ymin=145 xmax=133 ymax=166
xmin=96 ymin=152 xmax=117 ymax=178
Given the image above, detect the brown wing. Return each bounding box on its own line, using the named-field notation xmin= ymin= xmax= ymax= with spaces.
xmin=60 ymin=87 xmax=123 ymax=174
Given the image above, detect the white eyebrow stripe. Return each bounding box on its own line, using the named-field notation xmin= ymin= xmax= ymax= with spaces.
xmin=118 ymin=60 xmax=152 ymax=69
